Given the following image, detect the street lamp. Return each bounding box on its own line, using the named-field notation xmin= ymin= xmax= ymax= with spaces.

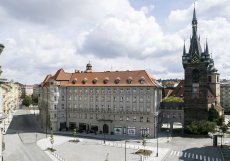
xmin=154 ymin=112 xmax=159 ymax=157
xmin=220 ymin=129 xmax=223 ymax=149
xmin=167 ymin=114 xmax=169 ymax=143
xmin=102 ymin=114 xmax=106 ymax=144
xmin=3 ymin=121 xmax=5 ymax=133
xmin=0 ymin=128 xmax=3 ymax=161
xmin=125 ymin=140 xmax=128 ymax=161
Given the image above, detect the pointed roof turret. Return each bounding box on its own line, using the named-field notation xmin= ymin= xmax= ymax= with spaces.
xmin=85 ymin=61 xmax=93 ymax=73
xmin=183 ymin=41 xmax=186 ymax=55
xmin=206 ymin=38 xmax=209 ymax=54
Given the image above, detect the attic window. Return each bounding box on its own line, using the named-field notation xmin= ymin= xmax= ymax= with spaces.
xmin=92 ymin=78 xmax=98 ymax=84
xmin=82 ymin=78 xmax=87 ymax=84
xmin=115 ymin=77 xmax=120 ymax=84
xmin=104 ymin=77 xmax=109 ymax=84
xmin=72 ymin=78 xmax=77 ymax=84
xmin=127 ymin=77 xmax=133 ymax=84
xmin=139 ymin=76 xmax=145 ymax=84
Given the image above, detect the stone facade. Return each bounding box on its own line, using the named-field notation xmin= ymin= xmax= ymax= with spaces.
xmin=0 ymin=81 xmax=21 ymax=113
xmin=220 ymin=82 xmax=230 ymax=114
xmin=182 ymin=7 xmax=223 ymax=126
xmin=38 ymin=65 xmax=161 ymax=137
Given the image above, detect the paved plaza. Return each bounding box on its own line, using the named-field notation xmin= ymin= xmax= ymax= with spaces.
xmin=37 ymin=135 xmax=169 ymax=161
xmin=3 ymin=109 xmax=229 ymax=161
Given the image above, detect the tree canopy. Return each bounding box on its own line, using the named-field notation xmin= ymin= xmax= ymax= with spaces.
xmin=208 ymin=107 xmax=219 ymax=121
xmin=22 ymin=96 xmax=32 ymax=107
xmin=186 ymin=120 xmax=216 ymax=135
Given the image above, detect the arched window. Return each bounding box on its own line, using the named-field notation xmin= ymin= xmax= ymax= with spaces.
xmin=192 ymin=69 xmax=199 ymax=99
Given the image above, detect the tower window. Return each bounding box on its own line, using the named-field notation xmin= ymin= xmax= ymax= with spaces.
xmin=208 ymin=76 xmax=211 ymax=83
xmin=192 ymin=69 xmax=199 ymax=99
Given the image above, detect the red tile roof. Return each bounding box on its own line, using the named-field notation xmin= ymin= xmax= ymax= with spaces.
xmin=41 ymin=69 xmax=161 ymax=87
xmin=170 ymin=80 xmax=184 ymax=98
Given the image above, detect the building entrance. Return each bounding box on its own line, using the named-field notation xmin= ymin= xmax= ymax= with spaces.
xmin=103 ymin=124 xmax=109 ymax=134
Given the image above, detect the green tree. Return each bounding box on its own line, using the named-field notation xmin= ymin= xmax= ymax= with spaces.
xmin=50 ymin=131 xmax=54 ymax=150
xmin=208 ymin=106 xmax=220 ymax=122
xmin=73 ymin=128 xmax=78 ymax=141
xmin=22 ymin=96 xmax=32 ymax=107
xmin=220 ymin=124 xmax=229 ymax=134
xmin=187 ymin=120 xmax=216 ymax=135
xmin=162 ymin=96 xmax=184 ymax=103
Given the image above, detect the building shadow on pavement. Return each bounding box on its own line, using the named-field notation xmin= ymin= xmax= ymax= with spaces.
xmin=177 ymin=146 xmax=224 ymax=161
xmin=5 ymin=114 xmax=42 ymax=134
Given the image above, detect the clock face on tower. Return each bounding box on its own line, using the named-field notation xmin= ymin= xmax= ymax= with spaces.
xmin=192 ymin=55 xmax=199 ymax=63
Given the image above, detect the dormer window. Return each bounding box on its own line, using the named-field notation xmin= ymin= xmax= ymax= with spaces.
xmin=72 ymin=78 xmax=77 ymax=84
xmin=139 ymin=76 xmax=145 ymax=84
xmin=92 ymin=78 xmax=98 ymax=84
xmin=127 ymin=77 xmax=133 ymax=84
xmin=82 ymin=78 xmax=87 ymax=84
xmin=114 ymin=77 xmax=120 ymax=84
xmin=104 ymin=77 xmax=109 ymax=84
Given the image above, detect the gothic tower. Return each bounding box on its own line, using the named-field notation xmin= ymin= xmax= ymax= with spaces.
xmin=182 ymin=7 xmax=213 ymax=126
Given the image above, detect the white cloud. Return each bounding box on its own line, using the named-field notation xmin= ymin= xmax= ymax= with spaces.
xmin=0 ymin=0 xmax=229 ymax=84
xmin=168 ymin=0 xmax=230 ymax=79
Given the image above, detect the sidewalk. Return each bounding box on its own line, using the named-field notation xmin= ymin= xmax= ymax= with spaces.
xmin=0 ymin=111 xmax=14 ymax=134
xmin=54 ymin=130 xmax=172 ymax=144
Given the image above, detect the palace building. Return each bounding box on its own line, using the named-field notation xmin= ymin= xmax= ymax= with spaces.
xmin=182 ymin=7 xmax=223 ymax=126
xmin=38 ymin=63 xmax=161 ymax=137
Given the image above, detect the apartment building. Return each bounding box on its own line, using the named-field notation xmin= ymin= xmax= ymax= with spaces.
xmin=220 ymin=82 xmax=230 ymax=114
xmin=38 ymin=63 xmax=162 ymax=137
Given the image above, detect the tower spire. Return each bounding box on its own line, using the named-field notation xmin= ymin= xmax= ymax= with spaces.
xmin=193 ymin=2 xmax=197 ymax=21
xmin=188 ymin=3 xmax=202 ymax=56
xmin=192 ymin=3 xmax=198 ymax=36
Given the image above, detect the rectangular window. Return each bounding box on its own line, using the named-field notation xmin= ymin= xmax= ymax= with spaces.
xmin=147 ymin=117 xmax=150 ymax=123
xmin=140 ymin=116 xmax=143 ymax=122
xmin=133 ymin=116 xmax=136 ymax=122
xmin=120 ymin=116 xmax=123 ymax=121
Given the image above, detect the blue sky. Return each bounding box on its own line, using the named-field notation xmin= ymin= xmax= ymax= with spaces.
xmin=0 ymin=0 xmax=229 ymax=84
